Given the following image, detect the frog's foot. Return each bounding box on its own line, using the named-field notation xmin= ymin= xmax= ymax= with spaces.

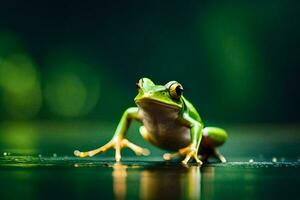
xmin=163 ymin=145 xmax=202 ymax=165
xmin=74 ymin=138 xmax=150 ymax=162
xmin=213 ymin=149 xmax=226 ymax=163
xmin=181 ymin=148 xmax=203 ymax=165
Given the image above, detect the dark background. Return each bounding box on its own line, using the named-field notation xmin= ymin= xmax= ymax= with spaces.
xmin=0 ymin=3 xmax=299 ymax=200
xmin=0 ymin=0 xmax=299 ymax=124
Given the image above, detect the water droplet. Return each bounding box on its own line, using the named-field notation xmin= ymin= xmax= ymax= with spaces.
xmin=53 ymin=153 xmax=57 ymax=157
xmin=272 ymin=157 xmax=277 ymax=162
xmin=3 ymin=152 xmax=7 ymax=156
xmin=38 ymin=154 xmax=42 ymax=158
xmin=249 ymin=159 xmax=254 ymax=163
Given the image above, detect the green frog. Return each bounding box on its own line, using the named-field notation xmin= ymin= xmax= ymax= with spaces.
xmin=74 ymin=78 xmax=228 ymax=165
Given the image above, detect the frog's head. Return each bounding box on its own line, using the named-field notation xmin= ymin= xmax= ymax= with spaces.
xmin=134 ymin=78 xmax=184 ymax=110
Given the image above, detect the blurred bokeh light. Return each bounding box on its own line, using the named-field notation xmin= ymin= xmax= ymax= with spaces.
xmin=0 ymin=1 xmax=299 ymax=123
xmin=0 ymin=32 xmax=42 ymax=119
xmin=0 ymin=2 xmax=299 ymax=200
xmin=44 ymin=49 xmax=100 ymax=117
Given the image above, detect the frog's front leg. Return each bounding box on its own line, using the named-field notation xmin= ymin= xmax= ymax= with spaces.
xmin=74 ymin=107 xmax=150 ymax=162
xmin=164 ymin=113 xmax=203 ymax=165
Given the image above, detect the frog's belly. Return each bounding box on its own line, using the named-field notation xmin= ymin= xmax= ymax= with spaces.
xmin=138 ymin=107 xmax=191 ymax=151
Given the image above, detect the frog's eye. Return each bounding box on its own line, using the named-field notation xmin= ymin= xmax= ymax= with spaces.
xmin=136 ymin=79 xmax=142 ymax=90
xmin=168 ymin=82 xmax=183 ymax=100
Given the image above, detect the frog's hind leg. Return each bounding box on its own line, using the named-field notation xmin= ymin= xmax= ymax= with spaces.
xmin=200 ymin=127 xmax=228 ymax=163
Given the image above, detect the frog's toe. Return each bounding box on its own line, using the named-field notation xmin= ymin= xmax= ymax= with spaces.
xmin=181 ymin=149 xmax=203 ymax=165
xmin=217 ymin=154 xmax=226 ymax=163
xmin=115 ymin=145 xmax=121 ymax=162
xmin=74 ymin=150 xmax=82 ymax=157
xmin=163 ymin=153 xmax=172 ymax=161
xmin=140 ymin=148 xmax=151 ymax=156
xmin=213 ymin=149 xmax=226 ymax=163
xmin=74 ymin=140 xmax=114 ymax=158
xmin=74 ymin=150 xmax=91 ymax=158
xmin=163 ymin=152 xmax=180 ymax=161
xmin=121 ymin=139 xmax=151 ymax=156
xmin=181 ymin=152 xmax=193 ymax=165
xmin=193 ymin=155 xmax=203 ymax=165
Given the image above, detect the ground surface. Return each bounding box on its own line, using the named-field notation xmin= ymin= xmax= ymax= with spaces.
xmin=0 ymin=122 xmax=299 ymax=200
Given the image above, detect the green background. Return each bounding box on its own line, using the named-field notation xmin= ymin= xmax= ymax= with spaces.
xmin=0 ymin=1 xmax=299 ymax=200
xmin=0 ymin=0 xmax=299 ymax=123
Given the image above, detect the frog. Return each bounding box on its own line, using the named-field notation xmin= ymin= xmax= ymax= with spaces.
xmin=74 ymin=78 xmax=228 ymax=165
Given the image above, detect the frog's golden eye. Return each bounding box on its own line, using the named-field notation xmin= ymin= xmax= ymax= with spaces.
xmin=169 ymin=82 xmax=183 ymax=100
xmin=136 ymin=79 xmax=142 ymax=90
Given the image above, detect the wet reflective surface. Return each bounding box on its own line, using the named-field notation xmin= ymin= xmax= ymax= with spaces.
xmin=0 ymin=156 xmax=299 ymax=200
xmin=0 ymin=122 xmax=299 ymax=200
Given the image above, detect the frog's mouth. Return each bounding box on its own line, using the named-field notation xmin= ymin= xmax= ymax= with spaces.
xmin=135 ymin=98 xmax=181 ymax=110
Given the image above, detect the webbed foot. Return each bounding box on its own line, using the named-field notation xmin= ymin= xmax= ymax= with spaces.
xmin=163 ymin=145 xmax=202 ymax=165
xmin=74 ymin=137 xmax=150 ymax=162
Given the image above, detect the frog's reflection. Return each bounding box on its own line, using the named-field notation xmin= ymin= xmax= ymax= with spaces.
xmin=112 ymin=163 xmax=215 ymax=200
xmin=112 ymin=163 xmax=128 ymax=200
